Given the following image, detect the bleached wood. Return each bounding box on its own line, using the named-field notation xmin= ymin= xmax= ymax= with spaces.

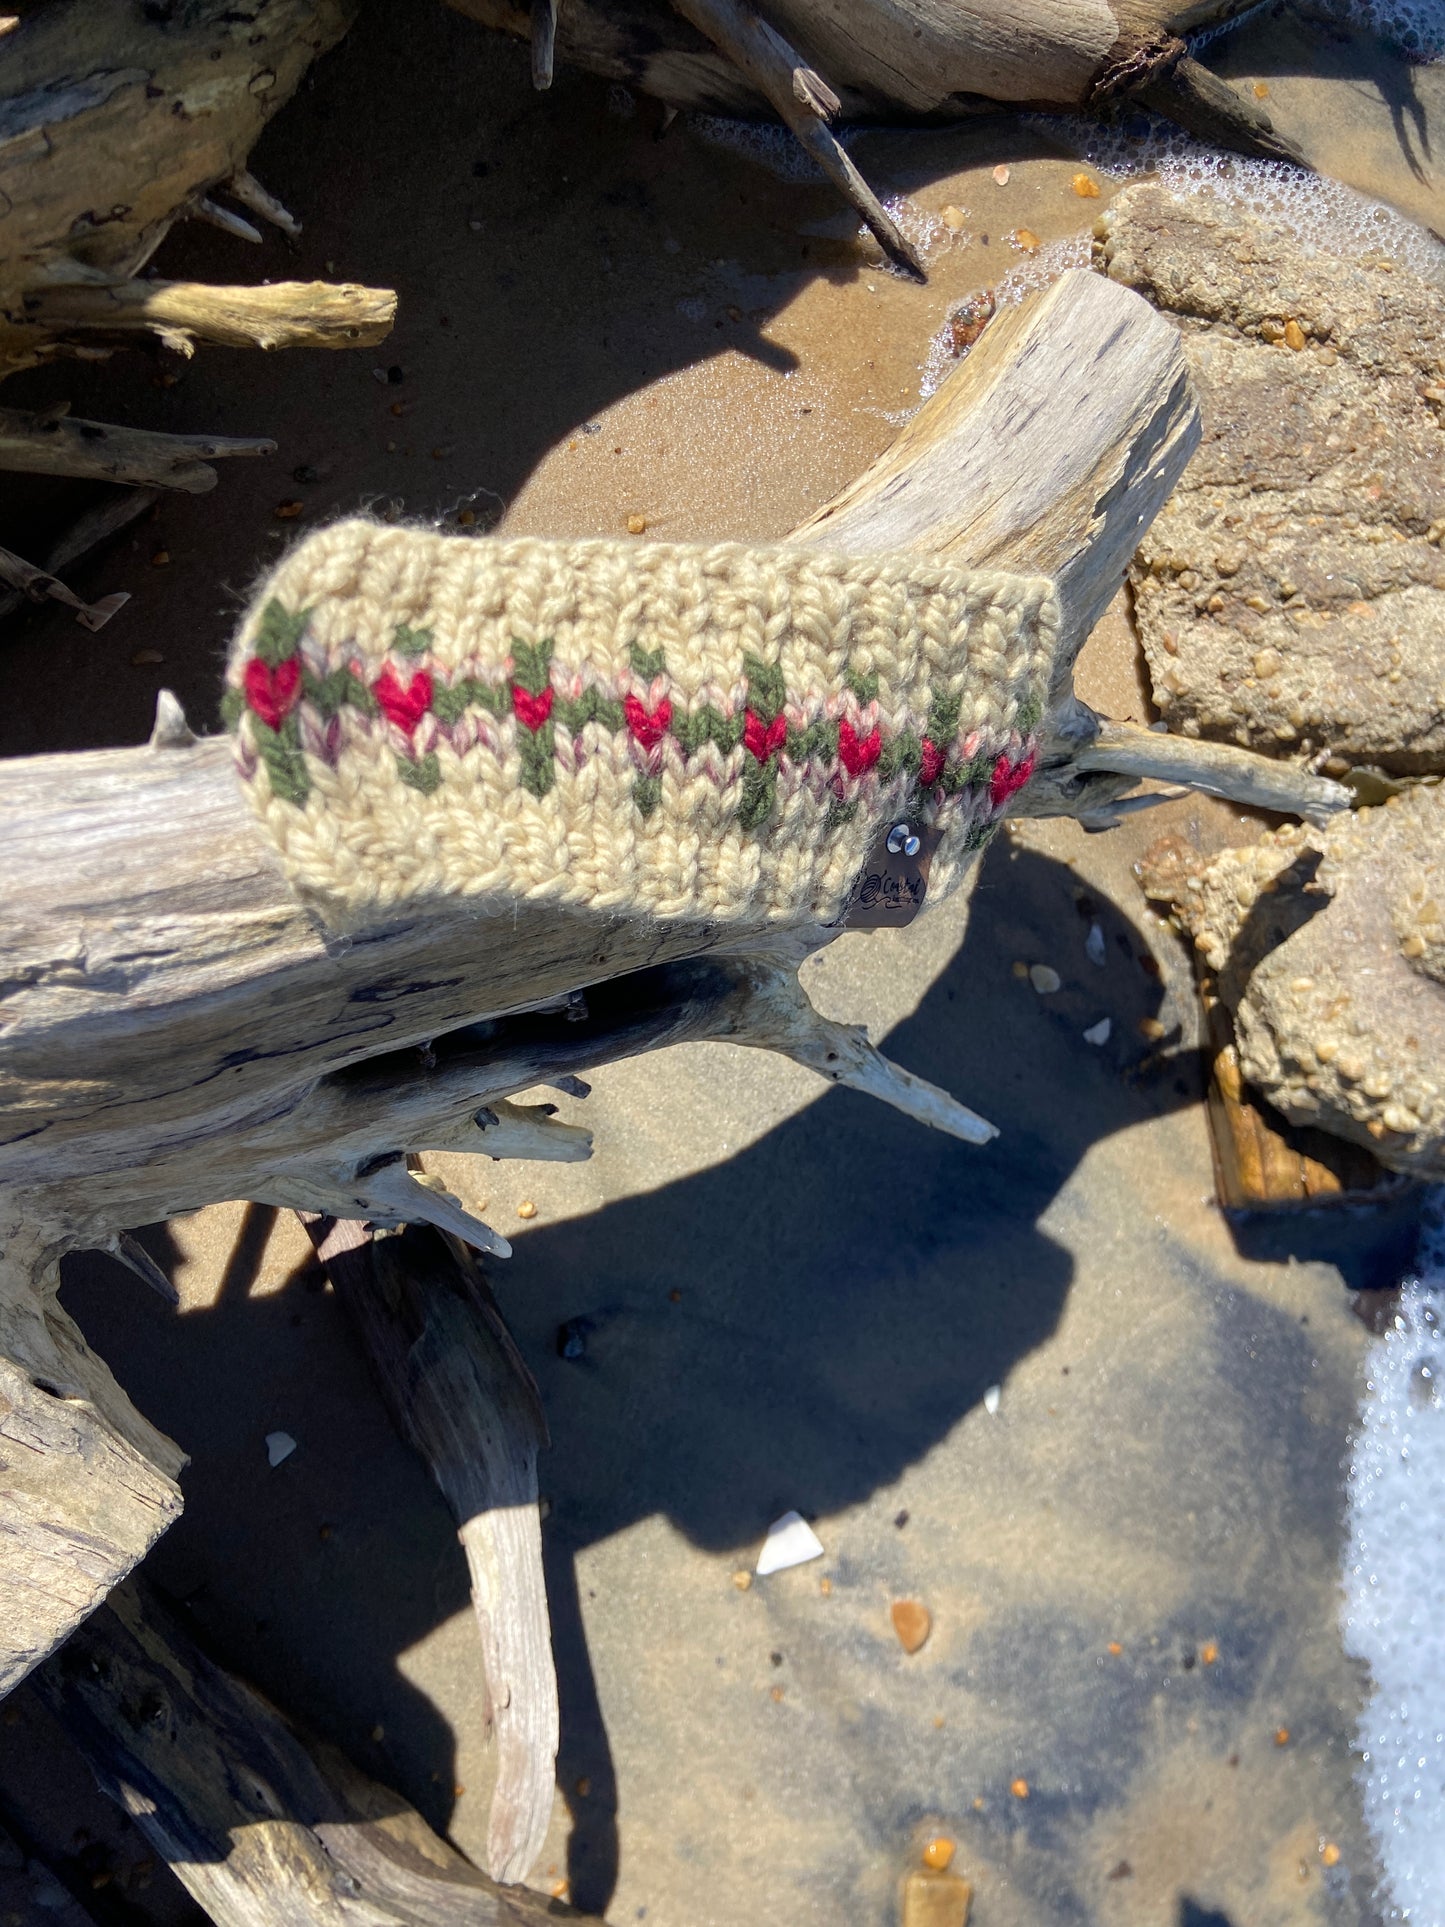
xmin=22 ymin=279 xmax=396 ymax=358
xmin=33 ymin=1581 xmax=594 ymax=1924
xmin=0 ymin=406 xmax=275 ymax=490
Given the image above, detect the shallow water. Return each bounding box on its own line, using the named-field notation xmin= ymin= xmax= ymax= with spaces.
xmin=0 ymin=6 xmax=1442 ymax=1924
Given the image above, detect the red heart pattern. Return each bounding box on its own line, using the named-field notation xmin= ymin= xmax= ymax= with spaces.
xmin=373 ymin=667 xmax=434 ymax=734
xmin=244 ymin=656 xmax=301 ymax=731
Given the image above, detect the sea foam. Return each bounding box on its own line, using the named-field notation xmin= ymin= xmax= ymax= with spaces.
xmin=1343 ymin=1189 xmax=1445 ymax=1920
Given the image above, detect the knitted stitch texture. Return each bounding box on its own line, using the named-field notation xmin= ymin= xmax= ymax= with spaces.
xmin=225 ymin=519 xmax=1057 ymax=929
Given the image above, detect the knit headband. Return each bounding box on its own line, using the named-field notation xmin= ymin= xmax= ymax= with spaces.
xmin=224 ymin=520 xmax=1057 ymax=929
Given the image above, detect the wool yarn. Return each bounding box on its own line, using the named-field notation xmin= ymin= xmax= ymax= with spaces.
xmin=225 ymin=519 xmax=1057 ymax=929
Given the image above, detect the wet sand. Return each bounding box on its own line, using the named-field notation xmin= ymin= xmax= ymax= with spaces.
xmin=0 ymin=7 xmax=1438 ymax=1922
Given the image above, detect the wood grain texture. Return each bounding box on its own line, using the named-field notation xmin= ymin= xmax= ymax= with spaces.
xmin=34 ymin=1582 xmax=598 ymax=1924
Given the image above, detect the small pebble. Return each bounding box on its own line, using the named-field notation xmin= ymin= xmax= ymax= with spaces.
xmin=575 ymin=1777 xmax=591 ymax=1797
xmin=1138 ymin=1016 xmax=1166 ymax=1041
xmin=1029 ymin=964 xmax=1061 ymax=994
xmin=1072 ymin=173 xmax=1101 ymax=197
xmin=371 ymin=1724 xmax=384 ymax=1742
xmin=1010 ymin=1778 xmax=1029 ymax=1800
xmin=1253 ymin=79 xmax=1271 ymax=97
xmin=1085 ymin=921 xmax=1107 ymax=967
xmin=130 ymin=648 xmax=164 ymax=666
xmin=1083 ymin=1018 xmax=1111 ymax=1046
xmin=1275 ymin=1726 xmax=1291 ymax=1746
xmin=992 ymin=164 xmax=1010 ymax=185
xmin=1107 ymin=1860 xmax=1134 ymax=1880
xmin=1321 ymin=1843 xmax=1341 ymax=1867
xmin=1011 ymin=960 xmax=1030 ymax=980
xmin=940 ymin=205 xmax=967 ymax=230
xmin=922 ymin=1837 xmax=956 ymax=1871
xmin=1284 ymin=318 xmax=1306 ymax=351
xmin=891 ymin=1600 xmax=932 ymax=1653
xmin=265 ymin=1430 xmax=297 ymax=1467
xmin=1201 ymin=1641 xmax=1218 ymax=1665
xmin=151 ymin=549 xmax=170 ymax=567
xmin=274 ymin=500 xmax=303 ymax=519
xmin=983 ymin=1384 xmax=1001 ymax=1416
xmin=626 ymin=513 xmax=647 ymax=534
xmin=770 ymin=1685 xmax=785 ymax=1702
xmin=732 ymin=1570 xmax=753 ymax=1591
xmin=819 ymin=1576 xmax=832 ymax=1595
xmin=517 ymin=1200 xmax=537 ymax=1219
xmin=1107 ymin=1641 xmax=1123 ymax=1656
xmin=1013 ymin=227 xmax=1041 ymax=252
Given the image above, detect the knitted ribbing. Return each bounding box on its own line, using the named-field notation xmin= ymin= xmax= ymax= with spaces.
xmin=225 ymin=519 xmax=1057 ymax=929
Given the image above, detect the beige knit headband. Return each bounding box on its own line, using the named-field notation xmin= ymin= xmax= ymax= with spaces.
xmin=225 ymin=519 xmax=1058 ymax=929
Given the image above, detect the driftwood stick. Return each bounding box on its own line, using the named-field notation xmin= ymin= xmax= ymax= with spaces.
xmin=193 ymin=198 xmax=265 ymax=246
xmin=0 ymin=406 xmax=275 ymax=490
xmin=302 ymin=1217 xmax=560 ymax=1887
xmin=226 ymin=169 xmax=303 ymax=238
xmin=33 ymin=1581 xmax=593 ymax=1924
xmin=22 ymin=279 xmax=397 ymax=356
xmin=531 ymin=0 xmax=558 ymax=87
xmin=1073 ymin=720 xmax=1350 ymax=824
xmin=0 ymin=544 xmax=129 ymax=632
xmin=669 ymin=0 xmax=925 ymax=280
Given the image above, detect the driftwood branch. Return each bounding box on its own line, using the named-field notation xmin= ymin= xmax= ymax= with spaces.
xmin=0 ymin=406 xmax=274 ymax=491
xmin=302 ymin=1217 xmax=559 ymax=1886
xmin=669 ymin=0 xmax=924 ymax=279
xmin=20 ymin=280 xmax=397 ymax=358
xmin=33 ymin=1581 xmax=597 ymax=1924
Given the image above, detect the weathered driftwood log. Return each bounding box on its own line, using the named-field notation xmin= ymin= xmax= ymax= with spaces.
xmin=449 ymin=0 xmax=1304 ymax=157
xmin=0 ymin=271 xmax=1348 ymax=1706
xmin=301 ymin=1214 xmax=559 ymax=1886
xmin=32 ymin=1580 xmax=599 ymax=1924
xmin=1 ymin=0 xmax=393 ymax=478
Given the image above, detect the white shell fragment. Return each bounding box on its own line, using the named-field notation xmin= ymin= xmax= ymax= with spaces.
xmin=1085 ymin=921 xmax=1107 ymax=967
xmin=755 ymin=1510 xmax=824 ymax=1575
xmin=1029 ymin=964 xmax=1061 ymax=994
xmin=1083 ymin=1017 xmax=1112 ymax=1046
xmin=983 ymin=1384 xmax=1002 ymax=1416
xmin=265 ymin=1430 xmax=298 ymax=1467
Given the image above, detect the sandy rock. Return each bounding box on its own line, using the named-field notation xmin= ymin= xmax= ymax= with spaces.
xmin=1096 ymin=184 xmax=1445 ymax=774
xmin=1140 ymin=786 xmax=1445 ymax=1177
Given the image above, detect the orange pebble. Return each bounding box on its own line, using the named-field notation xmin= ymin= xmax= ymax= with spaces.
xmin=922 ymin=1837 xmax=955 ymax=1872
xmin=891 ymin=1600 xmax=932 ymax=1654
xmin=1275 ymin=1727 xmax=1291 ymax=1747
xmin=1322 ymin=1843 xmax=1341 ymax=1867
xmin=1201 ymin=1642 xmax=1218 ymax=1665
xmin=1014 ymin=227 xmax=1041 ymax=252
xmin=1010 ymin=1778 xmax=1030 ymax=1800
xmin=1107 ymin=1642 xmax=1123 ymax=1657
xmin=517 ymin=1200 xmax=537 ymax=1220
xmin=819 ymin=1577 xmax=832 ymax=1595
xmin=1284 ymin=319 xmax=1306 ymax=351
xmin=1071 ymin=173 xmax=1101 ymax=198
xmin=1254 ymin=80 xmax=1271 ymax=98
xmin=770 ymin=1684 xmax=785 ymax=1702
xmin=626 ymin=513 xmax=647 ymax=535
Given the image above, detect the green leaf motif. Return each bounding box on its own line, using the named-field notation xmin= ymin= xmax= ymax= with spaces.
xmin=393 ymin=624 xmax=434 ymax=659
xmin=633 ymin=774 xmax=662 ymax=819
xmin=736 ymin=760 xmax=776 ymax=831
xmin=846 ymin=667 xmax=879 ymax=705
xmin=926 ymin=690 xmax=962 ymax=744
xmin=742 ymin=654 xmax=786 ymax=724
xmin=555 ymin=688 xmax=626 ymax=735
xmin=510 ymin=636 xmax=554 ymax=695
xmin=785 ymin=718 xmax=838 ymax=762
xmin=518 ymin=723 xmax=555 ymax=798
xmin=305 ymin=666 xmax=376 ymax=719
xmin=257 ymin=730 xmax=309 ymax=807
xmin=219 ymin=687 xmax=245 ymax=731
xmin=254 ymin=600 xmax=311 ymax=667
xmin=629 ymin=642 xmax=666 ymax=681
xmin=674 ymin=706 xmax=745 ymax=756
xmin=878 ymin=734 xmax=921 ymax=782
xmin=397 ymin=751 xmax=442 ymax=794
